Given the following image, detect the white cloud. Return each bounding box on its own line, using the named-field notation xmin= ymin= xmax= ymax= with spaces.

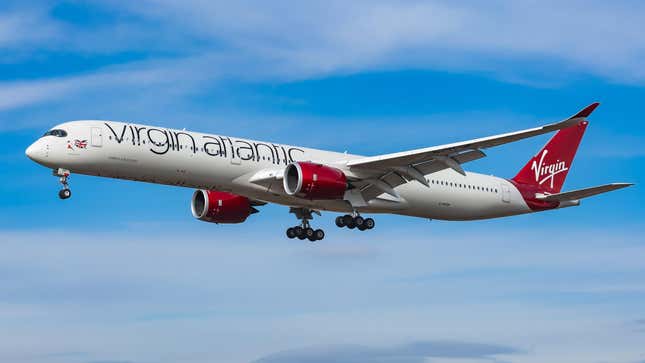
xmin=251 ymin=340 xmax=521 ymax=363
xmin=0 ymin=8 xmax=60 ymax=49
xmin=0 ymin=55 xmax=217 ymax=115
xmin=107 ymin=0 xmax=645 ymax=83
xmin=0 ymin=227 xmax=643 ymax=363
xmin=3 ymin=1 xmax=645 ymax=87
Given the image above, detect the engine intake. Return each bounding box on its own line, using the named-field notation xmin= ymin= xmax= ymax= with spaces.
xmin=283 ymin=162 xmax=347 ymax=200
xmin=191 ymin=190 xmax=257 ymax=224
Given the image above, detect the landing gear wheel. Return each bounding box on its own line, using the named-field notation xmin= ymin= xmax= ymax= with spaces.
xmin=286 ymin=227 xmax=296 ymax=239
xmin=342 ymin=214 xmax=353 ymax=227
xmin=294 ymin=226 xmax=306 ymax=240
xmin=364 ymin=218 xmax=375 ymax=229
xmin=358 ymin=224 xmax=367 ymax=231
xmin=58 ymin=189 xmax=71 ymax=199
xmin=354 ymin=216 xmax=365 ymax=228
xmin=314 ymin=229 xmax=325 ymax=240
xmin=305 ymin=228 xmax=315 ymax=239
xmin=335 ymin=216 xmax=346 ymax=228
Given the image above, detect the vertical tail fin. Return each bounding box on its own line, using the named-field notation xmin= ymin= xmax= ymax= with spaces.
xmin=512 ymin=103 xmax=598 ymax=194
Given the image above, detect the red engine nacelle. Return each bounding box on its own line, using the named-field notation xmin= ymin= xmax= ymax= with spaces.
xmin=283 ymin=162 xmax=347 ymax=200
xmin=191 ymin=190 xmax=257 ymax=224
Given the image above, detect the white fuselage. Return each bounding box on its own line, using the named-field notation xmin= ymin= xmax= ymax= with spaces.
xmin=26 ymin=120 xmax=536 ymax=220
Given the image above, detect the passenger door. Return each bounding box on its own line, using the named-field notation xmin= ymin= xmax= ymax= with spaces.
xmin=501 ymin=184 xmax=511 ymax=203
xmin=91 ymin=127 xmax=102 ymax=147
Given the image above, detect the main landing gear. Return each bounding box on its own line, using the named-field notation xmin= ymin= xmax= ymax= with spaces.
xmin=335 ymin=213 xmax=375 ymax=231
xmin=54 ymin=168 xmax=72 ymax=200
xmin=286 ymin=208 xmax=325 ymax=242
xmin=286 ymin=222 xmax=325 ymax=242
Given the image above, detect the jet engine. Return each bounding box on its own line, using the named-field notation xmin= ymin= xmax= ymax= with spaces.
xmin=283 ymin=161 xmax=347 ymax=200
xmin=191 ymin=190 xmax=258 ymax=224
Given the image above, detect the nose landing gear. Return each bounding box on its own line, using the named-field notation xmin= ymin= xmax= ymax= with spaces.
xmin=335 ymin=213 xmax=375 ymax=231
xmin=54 ymin=168 xmax=72 ymax=200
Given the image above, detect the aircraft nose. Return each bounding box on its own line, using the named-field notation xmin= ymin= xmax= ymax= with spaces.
xmin=25 ymin=141 xmax=45 ymax=162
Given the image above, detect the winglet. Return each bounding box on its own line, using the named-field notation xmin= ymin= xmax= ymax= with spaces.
xmin=570 ymin=102 xmax=600 ymax=119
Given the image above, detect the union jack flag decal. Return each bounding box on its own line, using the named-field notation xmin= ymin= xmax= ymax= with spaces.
xmin=74 ymin=139 xmax=88 ymax=149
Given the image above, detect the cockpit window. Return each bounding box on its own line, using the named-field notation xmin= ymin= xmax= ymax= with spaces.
xmin=42 ymin=129 xmax=67 ymax=137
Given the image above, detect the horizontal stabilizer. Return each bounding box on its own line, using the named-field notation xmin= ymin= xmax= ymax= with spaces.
xmin=536 ymin=183 xmax=633 ymax=202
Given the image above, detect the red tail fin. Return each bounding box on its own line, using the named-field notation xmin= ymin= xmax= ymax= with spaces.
xmin=512 ymin=119 xmax=589 ymax=194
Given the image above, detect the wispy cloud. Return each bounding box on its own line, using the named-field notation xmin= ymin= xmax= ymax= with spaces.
xmin=252 ymin=341 xmax=521 ymax=363
xmin=0 ymin=7 xmax=60 ymax=49
xmin=0 ymin=56 xmax=216 ymax=113
xmin=100 ymin=0 xmax=645 ymax=83
xmin=0 ymin=227 xmax=643 ymax=363
xmin=2 ymin=1 xmax=645 ymax=113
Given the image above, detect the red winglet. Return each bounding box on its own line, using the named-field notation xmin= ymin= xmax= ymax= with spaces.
xmin=570 ymin=102 xmax=600 ymax=119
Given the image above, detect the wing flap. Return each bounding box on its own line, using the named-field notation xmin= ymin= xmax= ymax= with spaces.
xmin=536 ymin=183 xmax=633 ymax=202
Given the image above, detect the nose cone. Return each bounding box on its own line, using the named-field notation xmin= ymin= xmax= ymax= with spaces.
xmin=25 ymin=141 xmax=45 ymax=163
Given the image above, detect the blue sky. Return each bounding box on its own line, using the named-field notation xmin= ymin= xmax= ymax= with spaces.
xmin=0 ymin=1 xmax=644 ymax=363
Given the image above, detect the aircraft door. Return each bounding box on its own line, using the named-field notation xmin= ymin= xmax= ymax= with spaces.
xmin=91 ymin=127 xmax=102 ymax=147
xmin=501 ymin=183 xmax=511 ymax=203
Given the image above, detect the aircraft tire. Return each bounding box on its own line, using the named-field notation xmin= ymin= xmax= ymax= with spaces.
xmin=335 ymin=216 xmax=345 ymax=227
xmin=294 ymin=226 xmax=306 ymax=240
xmin=314 ymin=229 xmax=325 ymax=240
xmin=58 ymin=189 xmax=71 ymax=199
xmin=342 ymin=214 xmax=353 ymax=226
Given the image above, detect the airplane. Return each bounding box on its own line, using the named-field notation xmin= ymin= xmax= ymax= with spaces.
xmin=25 ymin=102 xmax=633 ymax=241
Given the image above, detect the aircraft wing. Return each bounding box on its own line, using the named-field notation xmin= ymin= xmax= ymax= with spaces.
xmin=345 ymin=103 xmax=599 ymax=201
xmin=535 ymin=183 xmax=633 ymax=202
